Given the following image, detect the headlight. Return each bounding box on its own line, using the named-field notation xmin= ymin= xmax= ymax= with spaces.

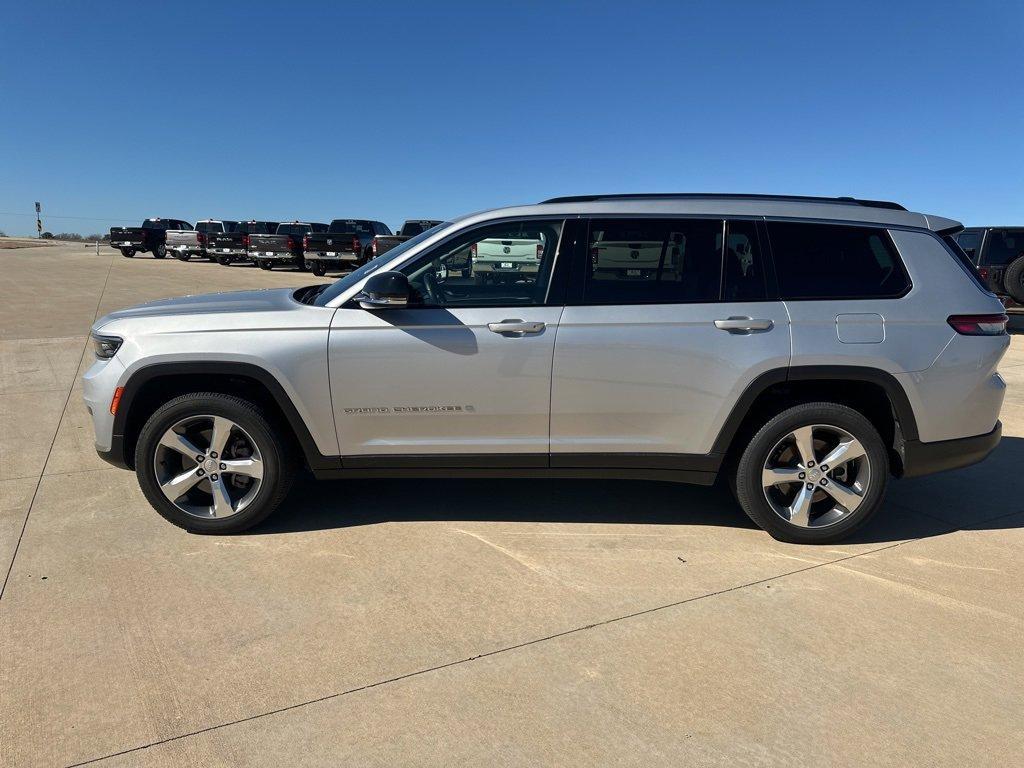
xmin=91 ymin=333 xmax=123 ymax=360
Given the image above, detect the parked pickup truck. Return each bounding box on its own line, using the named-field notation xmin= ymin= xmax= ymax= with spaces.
xmin=370 ymin=220 xmax=443 ymax=260
xmin=303 ymin=219 xmax=391 ymax=276
xmin=471 ymin=235 xmax=546 ymax=283
xmin=249 ymin=221 xmax=328 ymax=271
xmin=165 ymin=222 xmax=199 ymax=261
xmin=109 ymin=218 xmax=192 ymax=259
xmin=167 ymin=219 xmax=241 ymax=261
xmin=210 ymin=220 xmax=280 ymax=265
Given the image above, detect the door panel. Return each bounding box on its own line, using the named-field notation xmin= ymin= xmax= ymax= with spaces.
xmin=551 ymin=302 xmax=790 ymax=456
xmin=329 ymin=308 xmax=561 ymax=457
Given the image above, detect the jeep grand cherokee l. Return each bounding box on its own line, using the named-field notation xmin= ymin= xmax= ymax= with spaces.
xmin=83 ymin=194 xmax=1008 ymax=544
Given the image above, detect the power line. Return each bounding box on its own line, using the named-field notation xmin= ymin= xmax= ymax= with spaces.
xmin=0 ymin=211 xmax=139 ymax=222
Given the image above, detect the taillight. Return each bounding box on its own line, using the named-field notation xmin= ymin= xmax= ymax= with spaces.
xmin=536 ymin=243 xmax=543 ymax=260
xmin=303 ymin=235 xmax=309 ymax=250
xmin=947 ymin=314 xmax=1008 ymax=336
xmin=286 ymin=236 xmax=295 ymax=250
xmin=242 ymin=234 xmax=250 ymax=248
xmin=372 ymin=239 xmax=378 ymax=255
xmin=470 ymin=243 xmax=477 ymax=259
xmin=197 ymin=232 xmax=206 ymax=245
xmin=351 ymin=236 xmax=360 ymax=253
xmin=978 ymin=267 xmax=990 ymax=280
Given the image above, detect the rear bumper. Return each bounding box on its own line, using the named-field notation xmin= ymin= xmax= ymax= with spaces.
xmin=474 ymin=262 xmax=540 ymax=274
xmin=254 ymin=252 xmax=300 ymax=261
xmin=306 ymin=252 xmax=360 ymax=263
xmin=900 ymin=422 xmax=1001 ymax=479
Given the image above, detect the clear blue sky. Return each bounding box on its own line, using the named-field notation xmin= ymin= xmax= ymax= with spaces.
xmin=1 ymin=0 xmax=1021 ymax=236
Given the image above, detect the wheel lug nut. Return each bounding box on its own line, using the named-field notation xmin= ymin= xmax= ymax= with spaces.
xmin=806 ymin=483 xmax=814 ymax=490
xmin=220 ymin=463 xmax=226 ymax=470
xmin=196 ymin=455 xmax=204 ymax=462
xmin=821 ymin=478 xmax=828 ymax=486
xmin=821 ymin=464 xmax=829 ymax=472
xmin=197 ymin=469 xmax=205 ymax=476
xmin=211 ymin=473 xmax=219 ymax=481
xmin=798 ymin=472 xmax=806 ymax=480
xmin=807 ymin=460 xmax=815 ymax=468
xmin=210 ymin=451 xmax=218 ymax=459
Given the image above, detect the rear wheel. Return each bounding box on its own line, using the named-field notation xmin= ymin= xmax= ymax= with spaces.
xmin=135 ymin=393 xmax=295 ymax=534
xmin=121 ymin=248 xmax=135 ymax=258
xmin=1004 ymin=256 xmax=1024 ymax=303
xmin=175 ymin=251 xmax=191 ymax=262
xmin=735 ymin=402 xmax=889 ymax=544
xmin=153 ymin=243 xmax=167 ymax=259
xmin=217 ymin=256 xmax=232 ymax=266
xmin=311 ymin=262 xmax=326 ymax=277
xmin=258 ymin=260 xmax=272 ymax=270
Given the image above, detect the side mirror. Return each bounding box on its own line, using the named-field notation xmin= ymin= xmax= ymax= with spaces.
xmin=359 ymin=271 xmax=409 ymax=309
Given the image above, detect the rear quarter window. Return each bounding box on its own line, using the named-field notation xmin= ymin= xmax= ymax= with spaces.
xmin=766 ymin=222 xmax=911 ymax=300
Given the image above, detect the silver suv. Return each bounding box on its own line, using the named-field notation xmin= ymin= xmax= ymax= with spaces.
xmin=83 ymin=194 xmax=1010 ymax=543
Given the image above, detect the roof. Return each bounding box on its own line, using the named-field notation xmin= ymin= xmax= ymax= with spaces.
xmin=448 ymin=193 xmax=962 ymax=233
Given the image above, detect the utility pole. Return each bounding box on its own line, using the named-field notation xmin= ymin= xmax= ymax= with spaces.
xmin=35 ymin=202 xmax=42 ymax=238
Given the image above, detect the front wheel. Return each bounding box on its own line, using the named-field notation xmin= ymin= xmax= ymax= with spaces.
xmin=135 ymin=393 xmax=295 ymax=534
xmin=121 ymin=248 xmax=136 ymax=258
xmin=734 ymin=402 xmax=889 ymax=544
xmin=1004 ymin=256 xmax=1024 ymax=303
xmin=153 ymin=243 xmax=167 ymax=259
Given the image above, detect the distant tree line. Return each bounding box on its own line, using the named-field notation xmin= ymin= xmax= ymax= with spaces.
xmin=41 ymin=232 xmax=110 ymax=242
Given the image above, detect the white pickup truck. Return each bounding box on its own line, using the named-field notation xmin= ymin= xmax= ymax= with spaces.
xmin=471 ymin=235 xmax=545 ymax=284
xmin=165 ymin=220 xmax=240 ymax=262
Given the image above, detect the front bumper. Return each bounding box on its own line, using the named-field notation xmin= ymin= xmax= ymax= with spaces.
xmin=82 ymin=355 xmax=128 ymax=466
xmin=900 ymin=421 xmax=1001 ymax=478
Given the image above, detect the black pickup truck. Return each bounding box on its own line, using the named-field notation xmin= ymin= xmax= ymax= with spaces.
xmin=369 ymin=219 xmax=443 ymax=260
xmin=109 ymin=218 xmax=192 ymax=259
xmin=248 ymin=221 xmax=328 ymax=271
xmin=210 ymin=220 xmax=280 ymax=265
xmin=303 ymin=219 xmax=391 ymax=276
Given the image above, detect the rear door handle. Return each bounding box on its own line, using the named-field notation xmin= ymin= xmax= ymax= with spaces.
xmin=714 ymin=317 xmax=774 ymax=333
xmin=487 ymin=319 xmax=546 ymax=336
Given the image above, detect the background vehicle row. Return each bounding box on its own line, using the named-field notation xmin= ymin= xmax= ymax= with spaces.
xmin=303 ymin=219 xmax=392 ymax=276
xmin=110 ymin=218 xmax=191 ymax=259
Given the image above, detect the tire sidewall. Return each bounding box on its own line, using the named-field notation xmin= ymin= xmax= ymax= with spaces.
xmin=736 ymin=403 xmax=889 ymax=544
xmin=1004 ymin=256 xmax=1024 ymax=303
xmin=135 ymin=394 xmax=289 ymax=533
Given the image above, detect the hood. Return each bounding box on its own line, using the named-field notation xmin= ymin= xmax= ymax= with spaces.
xmin=94 ymin=288 xmax=300 ymax=329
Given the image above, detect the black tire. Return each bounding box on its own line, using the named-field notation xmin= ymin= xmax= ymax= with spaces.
xmin=217 ymin=256 xmax=232 ymax=266
xmin=258 ymin=260 xmax=271 ymax=270
xmin=175 ymin=251 xmax=191 ymax=262
xmin=734 ymin=402 xmax=889 ymax=544
xmin=135 ymin=393 xmax=295 ymax=534
xmin=1004 ymin=256 xmax=1024 ymax=303
xmin=121 ymin=248 xmax=135 ymax=258
xmin=153 ymin=243 xmax=167 ymax=259
xmin=311 ymin=262 xmax=326 ymax=277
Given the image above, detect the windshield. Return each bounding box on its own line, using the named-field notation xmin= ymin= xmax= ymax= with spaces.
xmin=314 ymin=222 xmax=450 ymax=306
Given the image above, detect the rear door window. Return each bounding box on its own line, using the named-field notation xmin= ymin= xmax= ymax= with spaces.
xmin=766 ymin=222 xmax=910 ymax=300
xmin=582 ymin=218 xmax=723 ymax=304
xmin=955 ymin=230 xmax=983 ymax=263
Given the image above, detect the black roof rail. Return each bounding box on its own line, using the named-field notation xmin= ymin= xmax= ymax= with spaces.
xmin=538 ymin=193 xmax=907 ymax=211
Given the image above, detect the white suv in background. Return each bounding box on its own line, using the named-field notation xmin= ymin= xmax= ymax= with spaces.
xmin=83 ymin=194 xmax=1009 ymax=543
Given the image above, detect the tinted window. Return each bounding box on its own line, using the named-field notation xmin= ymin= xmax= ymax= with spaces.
xmin=328 ymin=219 xmax=375 ymax=235
xmin=196 ymin=222 xmax=221 ymax=234
xmin=142 ymin=219 xmax=167 ymax=230
xmin=955 ymin=230 xmax=982 ymax=261
xmin=584 ymin=219 xmax=722 ymax=304
xmin=277 ymin=223 xmax=312 ymax=236
xmin=723 ymin=220 xmax=767 ymax=301
xmin=981 ymin=229 xmax=1024 ymax=266
xmin=767 ymin=222 xmax=910 ymax=300
xmin=401 ymin=219 xmax=562 ymax=308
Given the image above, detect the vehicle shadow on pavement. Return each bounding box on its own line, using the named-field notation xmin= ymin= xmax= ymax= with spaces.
xmin=254 ymin=437 xmax=1024 ymax=544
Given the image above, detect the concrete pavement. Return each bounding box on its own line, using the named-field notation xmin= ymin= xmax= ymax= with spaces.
xmin=1 ymin=242 xmax=1022 ymax=767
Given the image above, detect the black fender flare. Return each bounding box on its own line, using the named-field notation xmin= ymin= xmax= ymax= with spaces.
xmin=112 ymin=361 xmax=338 ymax=471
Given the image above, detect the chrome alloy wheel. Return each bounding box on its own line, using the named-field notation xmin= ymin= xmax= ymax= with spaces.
xmin=153 ymin=415 xmax=264 ymax=519
xmin=761 ymin=424 xmax=871 ymax=529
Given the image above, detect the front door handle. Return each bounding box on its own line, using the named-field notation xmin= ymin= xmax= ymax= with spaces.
xmin=487 ymin=319 xmax=546 ymax=336
xmin=714 ymin=316 xmax=774 ymax=333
